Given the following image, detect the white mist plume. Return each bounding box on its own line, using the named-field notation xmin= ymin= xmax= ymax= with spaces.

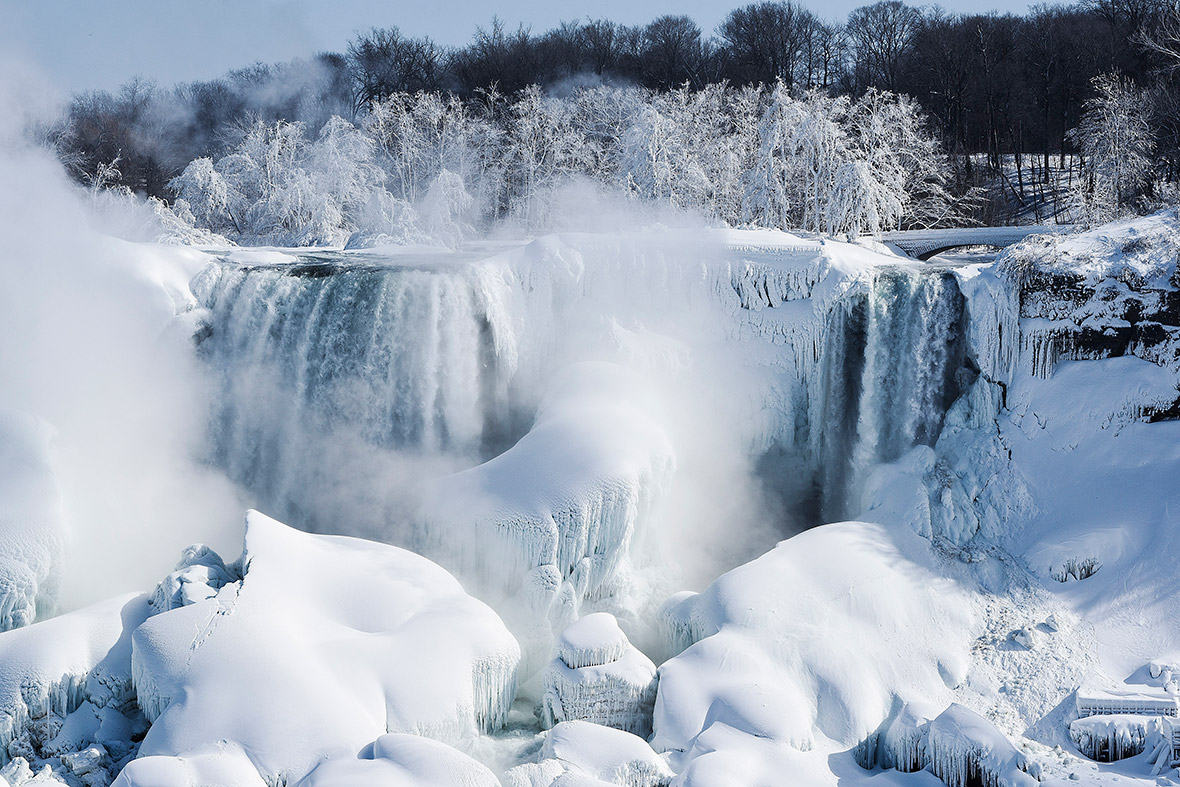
xmin=0 ymin=58 xmax=245 ymax=612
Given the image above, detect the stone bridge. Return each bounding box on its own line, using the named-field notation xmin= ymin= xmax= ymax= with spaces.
xmin=881 ymin=225 xmax=1077 ymax=261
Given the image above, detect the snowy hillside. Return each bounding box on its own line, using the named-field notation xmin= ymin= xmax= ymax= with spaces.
xmin=1 ymin=202 xmax=1179 ymax=787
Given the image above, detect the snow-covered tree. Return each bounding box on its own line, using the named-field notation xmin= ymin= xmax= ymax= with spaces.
xmin=1069 ymin=73 xmax=1156 ymax=222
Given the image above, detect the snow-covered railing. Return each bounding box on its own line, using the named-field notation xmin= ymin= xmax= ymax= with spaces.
xmin=1075 ymin=690 xmax=1180 ymax=719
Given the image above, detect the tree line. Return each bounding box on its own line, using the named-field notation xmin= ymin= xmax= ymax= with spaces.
xmin=49 ymin=0 xmax=1180 ymax=238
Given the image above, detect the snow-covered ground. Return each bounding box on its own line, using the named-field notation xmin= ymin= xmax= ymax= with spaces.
xmin=2 ymin=170 xmax=1180 ymax=787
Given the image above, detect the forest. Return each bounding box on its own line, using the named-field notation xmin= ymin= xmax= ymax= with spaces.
xmin=47 ymin=0 xmax=1180 ymax=245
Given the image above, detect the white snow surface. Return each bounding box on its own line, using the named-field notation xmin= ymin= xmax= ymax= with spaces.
xmin=130 ymin=511 xmax=520 ymax=785
xmin=296 ymin=733 xmax=501 ymax=787
xmin=0 ymin=592 xmax=150 ymax=782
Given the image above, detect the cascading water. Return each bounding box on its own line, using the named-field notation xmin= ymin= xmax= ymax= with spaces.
xmin=189 ymin=241 xmax=979 ymax=557
xmin=190 ymin=257 xmax=531 ymax=539
xmin=811 ymin=268 xmax=972 ymax=521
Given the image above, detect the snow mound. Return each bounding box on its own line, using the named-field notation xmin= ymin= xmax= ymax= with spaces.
xmin=653 ymin=521 xmax=975 ymax=782
xmin=0 ymin=593 xmax=150 ymax=783
xmin=111 ymin=743 xmax=266 ymax=787
xmin=540 ymin=614 xmax=658 ymax=737
xmin=296 ymin=733 xmax=500 ymax=786
xmin=0 ymin=410 xmax=68 ymax=631
xmin=130 ymin=511 xmax=520 ymax=785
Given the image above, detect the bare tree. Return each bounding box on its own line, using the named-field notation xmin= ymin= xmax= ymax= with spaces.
xmin=718 ymin=2 xmax=818 ymax=89
xmin=347 ymin=27 xmax=441 ymax=113
xmin=846 ymin=1 xmax=924 ymax=92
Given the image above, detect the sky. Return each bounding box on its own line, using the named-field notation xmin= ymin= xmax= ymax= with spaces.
xmin=2 ymin=0 xmax=1061 ymax=95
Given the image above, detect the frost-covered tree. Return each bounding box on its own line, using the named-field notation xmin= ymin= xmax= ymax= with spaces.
xmin=1069 ymin=72 xmax=1156 ymax=221
xmin=505 ymin=85 xmax=592 ymax=227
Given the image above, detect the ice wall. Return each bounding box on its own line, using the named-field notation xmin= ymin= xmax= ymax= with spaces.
xmin=0 ymin=410 xmax=68 ymax=631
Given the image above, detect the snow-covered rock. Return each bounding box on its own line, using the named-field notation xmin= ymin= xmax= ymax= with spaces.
xmin=504 ymin=721 xmax=671 ymax=787
xmin=541 ymin=721 xmax=671 ymax=787
xmin=111 ymin=744 xmax=266 ymax=787
xmin=0 ymin=410 xmax=68 ymax=631
xmin=147 ymin=544 xmax=240 ymax=614
xmin=130 ymin=511 xmax=520 ymax=785
xmin=423 ymin=364 xmax=675 ymax=673
xmin=540 ymin=614 xmax=658 ymax=737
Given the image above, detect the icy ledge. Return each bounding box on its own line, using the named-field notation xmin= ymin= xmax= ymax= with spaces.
xmin=129 ymin=511 xmax=521 ymax=786
xmin=421 ymin=363 xmax=675 ymax=674
xmin=0 ymin=593 xmax=151 ymax=785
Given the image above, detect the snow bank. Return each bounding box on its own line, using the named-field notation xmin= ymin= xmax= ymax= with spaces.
xmin=540 ymin=614 xmax=658 ymax=736
xmin=111 ymin=744 xmax=266 ymax=787
xmin=130 ymin=511 xmax=520 ymax=785
xmin=0 ymin=410 xmax=68 ymax=631
xmin=653 ymin=521 xmax=975 ymax=783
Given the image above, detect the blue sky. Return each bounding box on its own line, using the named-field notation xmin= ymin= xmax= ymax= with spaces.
xmin=2 ymin=0 xmax=1063 ymax=93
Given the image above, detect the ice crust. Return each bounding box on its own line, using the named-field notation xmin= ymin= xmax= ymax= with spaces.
xmin=130 ymin=511 xmax=520 ymax=785
xmin=540 ymin=614 xmax=658 ymax=736
xmin=0 ymin=410 xmax=68 ymax=632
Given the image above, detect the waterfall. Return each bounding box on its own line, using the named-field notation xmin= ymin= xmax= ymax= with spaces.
xmin=812 ymin=268 xmax=971 ymax=521
xmin=190 ymin=259 xmax=529 ymax=537
xmin=190 ymin=243 xmax=978 ymax=549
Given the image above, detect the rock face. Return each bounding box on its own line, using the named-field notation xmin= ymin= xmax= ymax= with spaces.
xmin=540 ymin=614 xmax=658 ymax=737
xmin=1001 ymin=212 xmax=1180 ymax=388
xmin=130 ymin=511 xmax=520 ymax=786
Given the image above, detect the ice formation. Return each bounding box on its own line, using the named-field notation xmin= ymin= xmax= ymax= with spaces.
xmin=925 ymin=704 xmax=1036 ymax=787
xmin=191 ymin=229 xmax=990 ymax=668
xmin=539 ymin=613 xmax=658 ymax=736
xmin=1069 ymin=714 xmax=1155 ymax=762
xmin=0 ymin=410 xmax=68 ymax=631
xmin=653 ymin=521 xmax=975 ymax=783
xmin=130 ymin=511 xmax=520 ymax=785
